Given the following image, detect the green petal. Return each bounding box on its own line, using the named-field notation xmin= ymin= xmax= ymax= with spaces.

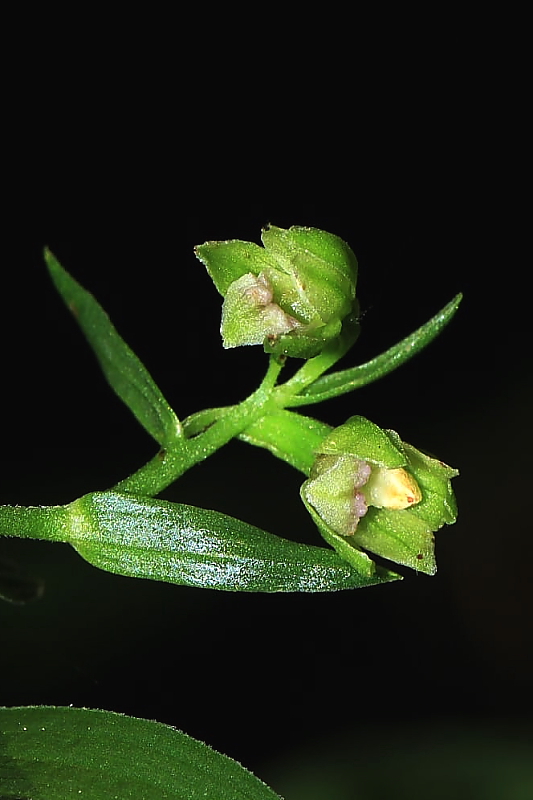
xmin=220 ymin=273 xmax=299 ymax=348
xmin=262 ymin=224 xmax=358 ymax=289
xmin=316 ymin=415 xmax=406 ymax=467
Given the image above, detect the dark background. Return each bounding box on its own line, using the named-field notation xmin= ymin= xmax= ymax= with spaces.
xmin=1 ymin=46 xmax=531 ymax=797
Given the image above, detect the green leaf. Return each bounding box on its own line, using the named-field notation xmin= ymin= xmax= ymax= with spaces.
xmin=44 ymin=249 xmax=181 ymax=446
xmin=284 ymin=294 xmax=462 ymax=406
xmin=239 ymin=410 xmax=332 ymax=475
xmin=67 ymin=491 xmax=399 ymax=591
xmin=0 ymin=706 xmax=281 ymax=799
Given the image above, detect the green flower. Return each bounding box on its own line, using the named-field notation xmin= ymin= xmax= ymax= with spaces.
xmin=195 ymin=224 xmax=358 ymax=358
xmin=301 ymin=416 xmax=458 ymax=575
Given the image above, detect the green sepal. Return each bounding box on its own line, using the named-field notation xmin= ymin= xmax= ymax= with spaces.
xmin=194 ymin=239 xmax=279 ymax=295
xmin=351 ymin=435 xmax=459 ymax=573
xmin=261 ymin=224 xmax=358 ymax=289
xmin=353 ymin=506 xmax=438 ymax=574
xmin=195 ymin=225 xmax=358 ymax=359
xmin=316 ymin=415 xmax=407 ymax=467
xmin=301 ymin=416 xmax=459 ymax=574
xmin=0 ymin=706 xmax=282 ymax=799
xmin=263 ymin=317 xmax=343 ymax=359
xmin=67 ymin=491 xmax=399 ymax=591
xmin=402 ymin=442 xmax=459 ymax=527
xmin=261 ymin=225 xmax=356 ymax=325
xmin=352 ymin=435 xmax=459 ymax=574
xmin=301 ymin=484 xmax=379 ymax=578
xmin=45 ymin=249 xmax=181 ymax=447
xmin=220 ymin=272 xmax=301 ymax=349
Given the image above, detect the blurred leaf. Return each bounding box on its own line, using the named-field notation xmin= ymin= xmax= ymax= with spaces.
xmin=44 ymin=249 xmax=181 ymax=446
xmin=0 ymin=706 xmax=281 ymax=799
xmin=67 ymin=491 xmax=399 ymax=591
xmin=269 ymin=723 xmax=533 ymax=800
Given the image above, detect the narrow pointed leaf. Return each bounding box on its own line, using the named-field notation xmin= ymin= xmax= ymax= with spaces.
xmin=284 ymin=294 xmax=462 ymax=406
xmin=0 ymin=706 xmax=281 ymax=799
xmin=66 ymin=491 xmax=399 ymax=591
xmin=44 ymin=249 xmax=181 ymax=445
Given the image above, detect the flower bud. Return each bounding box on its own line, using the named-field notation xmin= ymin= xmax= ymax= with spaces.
xmin=195 ymin=224 xmax=358 ymax=358
xmin=301 ymin=416 xmax=458 ymax=574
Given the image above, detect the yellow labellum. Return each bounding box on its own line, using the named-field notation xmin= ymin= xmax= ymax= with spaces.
xmin=364 ymin=467 xmax=422 ymax=510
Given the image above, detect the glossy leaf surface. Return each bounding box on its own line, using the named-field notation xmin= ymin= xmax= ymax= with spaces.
xmin=68 ymin=491 xmax=399 ymax=591
xmin=0 ymin=706 xmax=281 ymax=799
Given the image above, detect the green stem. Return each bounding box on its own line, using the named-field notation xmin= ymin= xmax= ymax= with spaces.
xmin=182 ymin=406 xmax=234 ymax=438
xmin=113 ymin=356 xmax=285 ymax=496
xmin=0 ymin=504 xmax=70 ymax=542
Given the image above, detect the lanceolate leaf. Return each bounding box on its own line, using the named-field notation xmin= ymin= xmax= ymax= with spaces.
xmin=44 ymin=249 xmax=181 ymax=446
xmin=0 ymin=706 xmax=281 ymax=799
xmin=284 ymin=294 xmax=462 ymax=406
xmin=67 ymin=491 xmax=399 ymax=591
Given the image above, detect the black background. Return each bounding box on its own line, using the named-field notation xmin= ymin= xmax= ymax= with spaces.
xmin=1 ymin=38 xmax=531 ymax=797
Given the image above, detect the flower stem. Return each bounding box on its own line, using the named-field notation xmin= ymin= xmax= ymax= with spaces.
xmin=0 ymin=504 xmax=70 ymax=543
xmin=113 ymin=355 xmax=285 ymax=496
